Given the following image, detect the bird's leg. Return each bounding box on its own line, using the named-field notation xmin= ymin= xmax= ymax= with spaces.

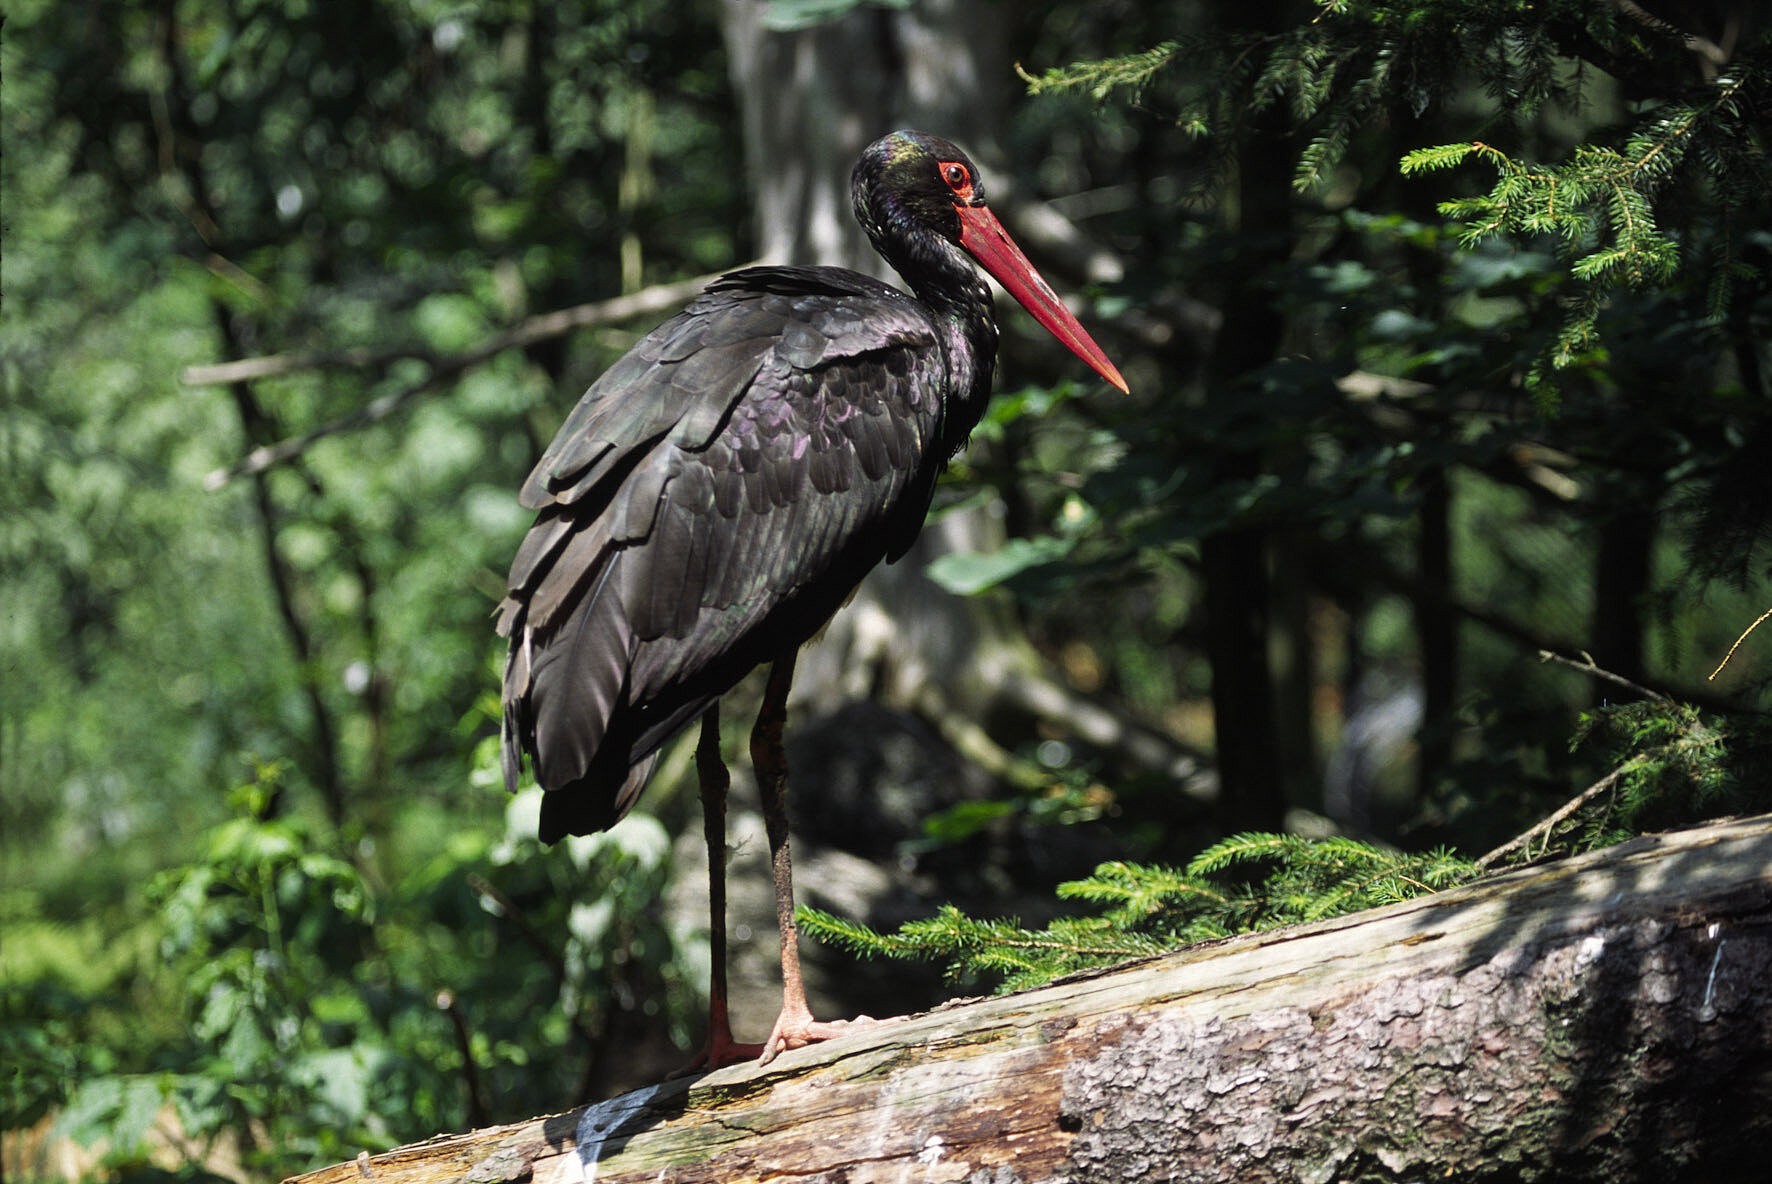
xmin=752 ymin=654 xmax=890 ymax=1064
xmin=679 ymin=705 xmax=764 ymax=1073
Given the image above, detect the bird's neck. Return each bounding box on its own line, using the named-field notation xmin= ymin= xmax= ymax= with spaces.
xmin=926 ymin=284 xmax=998 ymax=454
xmin=890 ymin=246 xmax=1000 ymax=453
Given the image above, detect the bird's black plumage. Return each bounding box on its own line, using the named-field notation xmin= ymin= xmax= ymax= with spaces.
xmin=497 ymin=129 xmax=1125 ymax=1065
xmin=497 ymin=128 xmax=1132 ymax=856
xmin=498 ymin=132 xmax=1017 ymax=841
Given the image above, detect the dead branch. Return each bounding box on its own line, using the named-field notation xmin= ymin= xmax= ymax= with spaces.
xmin=1474 ymin=763 xmax=1629 ymax=869
xmin=1537 ymin=648 xmax=1672 ymax=704
xmin=191 ymin=265 xmax=759 ymax=490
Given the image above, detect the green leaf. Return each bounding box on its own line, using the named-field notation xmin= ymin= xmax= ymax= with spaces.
xmin=920 ymin=799 xmax=1017 ymax=843
xmin=926 ymin=535 xmax=1078 ymax=597
xmin=54 ymin=1075 xmax=167 ymax=1155
xmin=413 ymin=292 xmax=491 ymax=353
xmin=289 ymin=1046 xmax=387 ymax=1125
xmin=762 ymin=0 xmax=910 ymax=33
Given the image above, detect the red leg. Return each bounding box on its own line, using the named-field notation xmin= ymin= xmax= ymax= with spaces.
xmin=749 ymin=654 xmax=891 ymax=1064
xmin=679 ymin=706 xmax=764 ymax=1072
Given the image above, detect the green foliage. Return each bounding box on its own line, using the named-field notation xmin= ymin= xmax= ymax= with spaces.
xmin=800 ymin=901 xmax=1172 ymax=994
xmin=5 ymin=4 xmax=739 ymax=1165
xmin=1 ymin=984 xmax=91 ymax=1133
xmin=1565 ymin=700 xmax=1772 ymax=852
xmin=1019 ymin=41 xmax=1181 ymax=105
xmin=1019 ymin=2 xmax=1770 ymax=401
xmin=799 ymin=840 xmax=1478 ymax=993
xmin=802 ymin=688 xmax=1772 ymax=999
xmin=1 ymin=0 xmax=742 ymax=850
xmin=1400 ymin=87 xmax=1748 ymax=400
xmin=802 ymin=685 xmax=1772 ymax=990
xmin=11 ymin=747 xmax=700 ymax=1181
xmin=47 ymin=766 xmax=399 ymax=1175
xmin=927 ymin=529 xmax=1079 ymax=597
xmin=10 ymin=0 xmax=1772 ymax=1172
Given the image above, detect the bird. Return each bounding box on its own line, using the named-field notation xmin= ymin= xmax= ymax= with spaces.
xmin=497 ymin=128 xmax=1126 ymax=1068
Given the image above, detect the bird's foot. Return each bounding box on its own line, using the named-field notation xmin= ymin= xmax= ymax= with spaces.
xmin=672 ymin=1030 xmax=767 ymax=1076
xmin=757 ymin=1002 xmax=900 ymax=1065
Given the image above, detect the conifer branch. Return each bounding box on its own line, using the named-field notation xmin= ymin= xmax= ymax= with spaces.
xmin=1474 ymin=765 xmax=1630 ymax=870
xmin=802 ymin=838 xmax=1479 ymax=992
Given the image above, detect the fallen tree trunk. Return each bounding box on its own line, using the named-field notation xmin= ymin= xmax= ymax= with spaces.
xmin=294 ymin=813 xmax=1772 ymax=1184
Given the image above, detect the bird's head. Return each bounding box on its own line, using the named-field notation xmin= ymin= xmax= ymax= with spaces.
xmin=853 ymin=130 xmax=1128 ymax=393
xmin=852 ymin=129 xmax=982 ymax=248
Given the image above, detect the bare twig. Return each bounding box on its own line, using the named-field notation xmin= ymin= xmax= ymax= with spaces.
xmin=468 ymin=873 xmax=608 ymax=1054
xmin=1537 ymin=649 xmax=1672 ymax=704
xmin=1612 ymin=0 xmax=1729 ymax=69
xmin=1360 ymin=559 xmax=1732 ymax=714
xmin=183 ymin=265 xmax=754 ymax=388
xmin=193 ymin=263 xmax=761 ymax=489
xmin=152 ymin=8 xmax=350 ymax=822
xmin=468 ymin=872 xmax=569 ymax=983
xmin=182 ymin=344 xmax=434 ymax=388
xmin=201 ymin=363 xmax=454 ymax=491
xmin=1475 ymin=762 xmax=1629 ymax=870
xmin=1480 ymin=652 xmax=1724 ymax=869
xmin=1710 ymin=606 xmax=1772 ymax=681
xmin=435 ymin=989 xmax=490 ymax=1128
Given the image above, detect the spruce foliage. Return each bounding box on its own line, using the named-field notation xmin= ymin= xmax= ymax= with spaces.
xmin=802 ymin=696 xmax=1772 ymax=995
xmin=1020 ymin=1 xmax=1771 ymax=403
xmin=799 ymin=839 xmax=1478 ymax=993
xmin=1568 ymin=700 xmax=1772 ymax=850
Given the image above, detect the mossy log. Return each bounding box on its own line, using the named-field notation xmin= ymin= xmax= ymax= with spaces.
xmin=289 ymin=813 xmax=1772 ymax=1184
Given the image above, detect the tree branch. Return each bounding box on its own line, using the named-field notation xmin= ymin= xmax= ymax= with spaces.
xmin=465 ymin=874 xmax=606 ymax=1056
xmin=433 ymin=990 xmax=489 ymax=1130
xmin=1366 ymin=554 xmax=1739 ymax=715
xmin=1473 ymin=762 xmax=1628 ymax=869
xmin=1537 ymin=648 xmax=1672 ymax=704
xmin=190 ymin=264 xmax=760 ymax=490
xmin=155 ymin=8 xmax=349 ymax=822
xmin=181 ymin=345 xmax=436 ymax=388
xmin=1612 ymin=0 xmax=1730 ymax=70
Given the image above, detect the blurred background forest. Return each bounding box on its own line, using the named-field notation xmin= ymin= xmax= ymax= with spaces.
xmin=5 ymin=1 xmax=1771 ymax=1180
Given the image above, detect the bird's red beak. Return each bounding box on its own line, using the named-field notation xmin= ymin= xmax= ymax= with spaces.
xmin=956 ymin=204 xmax=1129 ymax=393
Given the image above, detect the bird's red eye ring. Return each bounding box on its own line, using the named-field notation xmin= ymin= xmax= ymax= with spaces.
xmin=939 ymin=161 xmax=974 ymax=201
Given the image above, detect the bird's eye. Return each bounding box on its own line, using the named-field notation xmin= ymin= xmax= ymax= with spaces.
xmin=939 ymin=161 xmax=974 ymax=200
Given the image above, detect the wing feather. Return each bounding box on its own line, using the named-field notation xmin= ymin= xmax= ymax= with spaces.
xmin=500 ymin=265 xmax=954 ymax=835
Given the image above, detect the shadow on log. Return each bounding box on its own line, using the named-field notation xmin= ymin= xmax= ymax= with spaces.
xmin=290 ymin=813 xmax=1772 ymax=1184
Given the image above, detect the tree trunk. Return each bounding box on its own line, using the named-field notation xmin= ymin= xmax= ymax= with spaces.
xmin=1202 ymin=528 xmax=1284 ymax=831
xmin=1201 ymin=2 xmax=1295 ymax=834
xmin=1593 ymin=507 xmax=1654 ymax=699
xmin=715 ymin=1 xmax=1199 ymax=789
xmin=289 ymin=812 xmax=1772 ymax=1184
xmin=718 ymin=0 xmax=1011 ymax=276
xmin=1415 ymin=466 xmax=1456 ymax=801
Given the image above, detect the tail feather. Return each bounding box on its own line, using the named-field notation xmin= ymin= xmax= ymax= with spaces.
xmin=502 ymin=547 xmax=658 ymax=838
xmin=526 ymin=558 xmax=630 ymax=788
xmin=538 ymin=750 xmax=660 ymax=843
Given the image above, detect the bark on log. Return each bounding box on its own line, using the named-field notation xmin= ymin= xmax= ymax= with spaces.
xmin=291 ymin=813 xmax=1772 ymax=1184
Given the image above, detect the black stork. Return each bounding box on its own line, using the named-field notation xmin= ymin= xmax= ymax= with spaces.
xmin=497 ymin=129 xmax=1126 ymax=1067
